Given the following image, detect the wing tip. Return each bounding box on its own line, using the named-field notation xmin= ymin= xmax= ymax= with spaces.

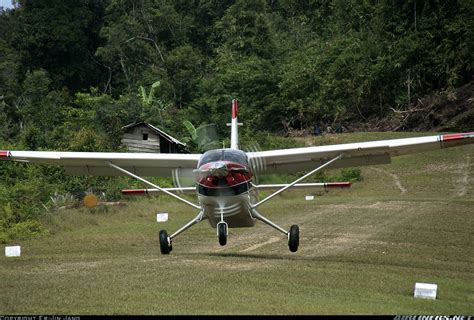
xmin=0 ymin=150 xmax=10 ymax=158
xmin=326 ymin=182 xmax=352 ymax=188
xmin=440 ymin=132 xmax=474 ymax=142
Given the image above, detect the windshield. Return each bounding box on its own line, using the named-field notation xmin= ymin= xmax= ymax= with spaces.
xmin=198 ymin=149 xmax=249 ymax=167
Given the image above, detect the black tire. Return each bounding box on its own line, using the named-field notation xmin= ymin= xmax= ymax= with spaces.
xmin=218 ymin=223 xmax=227 ymax=246
xmin=159 ymin=230 xmax=171 ymax=255
xmin=288 ymin=225 xmax=299 ymax=253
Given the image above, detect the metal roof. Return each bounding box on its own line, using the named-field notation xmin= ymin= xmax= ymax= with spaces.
xmin=122 ymin=121 xmax=186 ymax=146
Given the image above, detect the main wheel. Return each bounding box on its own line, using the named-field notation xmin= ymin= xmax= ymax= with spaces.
xmin=159 ymin=230 xmax=171 ymax=254
xmin=218 ymin=223 xmax=227 ymax=246
xmin=288 ymin=224 xmax=299 ymax=252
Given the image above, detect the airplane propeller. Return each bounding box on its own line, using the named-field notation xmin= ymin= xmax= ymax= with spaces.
xmin=172 ymin=122 xmax=221 ymax=192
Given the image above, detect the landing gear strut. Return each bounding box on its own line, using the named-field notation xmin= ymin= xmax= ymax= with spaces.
xmin=248 ymin=154 xmax=343 ymax=253
xmin=157 ymin=210 xmax=204 ymax=255
xmin=106 ymin=162 xmax=205 ymax=255
xmin=250 ymin=209 xmax=300 ymax=253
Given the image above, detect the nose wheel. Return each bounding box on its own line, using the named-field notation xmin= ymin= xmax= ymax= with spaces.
xmin=217 ymin=222 xmax=228 ymax=246
xmin=159 ymin=230 xmax=172 ymax=254
xmin=288 ymin=225 xmax=299 ymax=252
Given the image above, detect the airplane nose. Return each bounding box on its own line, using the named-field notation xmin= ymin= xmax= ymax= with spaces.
xmin=210 ymin=161 xmax=228 ymax=177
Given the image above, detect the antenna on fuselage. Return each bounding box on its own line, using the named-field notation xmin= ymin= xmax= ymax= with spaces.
xmin=226 ymin=98 xmax=243 ymax=150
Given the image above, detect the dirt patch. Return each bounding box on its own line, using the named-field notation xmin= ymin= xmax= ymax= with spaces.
xmin=322 ymin=201 xmax=405 ymax=211
xmin=47 ymin=261 xmax=102 ymax=273
xmin=425 ymin=163 xmax=459 ymax=172
xmin=454 ymin=155 xmax=470 ymax=196
xmin=425 ymin=158 xmax=471 ymax=196
xmin=165 ymin=257 xmax=267 ymax=271
xmin=370 ymin=168 xmax=407 ymax=194
xmin=239 ymin=236 xmax=281 ymax=253
xmin=307 ymin=232 xmax=373 ymax=257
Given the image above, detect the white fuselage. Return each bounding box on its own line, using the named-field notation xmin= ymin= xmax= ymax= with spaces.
xmin=198 ymin=187 xmax=259 ymax=228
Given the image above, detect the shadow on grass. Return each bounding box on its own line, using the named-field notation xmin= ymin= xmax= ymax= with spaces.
xmin=181 ymin=251 xmax=467 ymax=273
xmin=186 ymin=251 xmax=324 ymax=262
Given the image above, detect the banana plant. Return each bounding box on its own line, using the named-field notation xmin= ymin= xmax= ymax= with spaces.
xmin=139 ymin=80 xmax=161 ymax=107
xmin=182 ymin=120 xmax=220 ymax=152
xmin=138 ymin=80 xmax=166 ymax=125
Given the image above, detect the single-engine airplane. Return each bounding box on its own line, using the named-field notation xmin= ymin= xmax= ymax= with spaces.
xmin=1 ymin=99 xmax=473 ymax=254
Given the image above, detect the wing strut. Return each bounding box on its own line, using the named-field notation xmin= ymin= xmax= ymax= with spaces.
xmin=251 ymin=153 xmax=344 ymax=209
xmin=169 ymin=210 xmax=205 ymax=240
xmin=107 ymin=162 xmax=201 ymax=210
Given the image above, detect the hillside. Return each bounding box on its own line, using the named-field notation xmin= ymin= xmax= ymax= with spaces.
xmin=362 ymin=80 xmax=474 ymax=133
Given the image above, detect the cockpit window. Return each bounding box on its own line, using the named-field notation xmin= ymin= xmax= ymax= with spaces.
xmin=198 ymin=149 xmax=249 ymax=167
xmin=198 ymin=150 xmax=221 ymax=166
xmin=224 ymin=149 xmax=249 ymax=165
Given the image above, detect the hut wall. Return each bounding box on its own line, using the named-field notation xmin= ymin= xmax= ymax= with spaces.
xmin=121 ymin=127 xmax=161 ymax=153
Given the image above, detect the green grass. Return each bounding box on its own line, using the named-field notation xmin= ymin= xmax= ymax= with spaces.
xmin=0 ymin=132 xmax=473 ymax=315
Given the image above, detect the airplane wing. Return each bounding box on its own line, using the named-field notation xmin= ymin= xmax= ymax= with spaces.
xmin=1 ymin=132 xmax=473 ymax=176
xmin=246 ymin=132 xmax=474 ymax=173
xmin=0 ymin=150 xmax=201 ymax=176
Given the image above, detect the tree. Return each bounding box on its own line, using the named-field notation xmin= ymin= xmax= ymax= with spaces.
xmin=16 ymin=0 xmax=106 ymax=91
xmin=166 ymin=45 xmax=205 ymax=108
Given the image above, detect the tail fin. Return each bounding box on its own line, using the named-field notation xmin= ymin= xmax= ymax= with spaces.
xmin=230 ymin=98 xmax=239 ymax=149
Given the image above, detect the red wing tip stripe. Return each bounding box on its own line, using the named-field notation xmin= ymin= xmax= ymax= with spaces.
xmin=441 ymin=133 xmax=474 ymax=142
xmin=326 ymin=182 xmax=352 ymax=188
xmin=0 ymin=150 xmax=10 ymax=158
xmin=121 ymin=189 xmax=147 ymax=194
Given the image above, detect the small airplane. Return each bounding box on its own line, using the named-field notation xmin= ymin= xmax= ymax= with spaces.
xmin=1 ymin=99 xmax=473 ymax=254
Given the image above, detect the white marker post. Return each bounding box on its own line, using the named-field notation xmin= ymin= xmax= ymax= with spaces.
xmin=5 ymin=246 xmax=21 ymax=257
xmin=156 ymin=213 xmax=169 ymax=222
xmin=414 ymin=282 xmax=437 ymax=300
xmin=305 ymin=195 xmax=315 ymax=201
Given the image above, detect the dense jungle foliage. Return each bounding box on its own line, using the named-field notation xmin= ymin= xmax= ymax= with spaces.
xmin=0 ymin=0 xmax=473 ymax=242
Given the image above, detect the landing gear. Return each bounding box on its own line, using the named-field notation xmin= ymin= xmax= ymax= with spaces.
xmin=251 ymin=209 xmax=300 ymax=253
xmin=217 ymin=222 xmax=228 ymax=246
xmin=159 ymin=230 xmax=172 ymax=254
xmin=288 ymin=225 xmax=299 ymax=253
xmin=106 ymin=162 xmax=205 ymax=255
xmin=157 ymin=211 xmax=205 ymax=254
xmin=247 ymin=154 xmax=343 ymax=253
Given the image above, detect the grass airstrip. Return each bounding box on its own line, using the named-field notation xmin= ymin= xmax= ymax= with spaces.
xmin=0 ymin=132 xmax=473 ymax=315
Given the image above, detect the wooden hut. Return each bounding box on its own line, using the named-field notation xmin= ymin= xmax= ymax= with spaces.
xmin=121 ymin=122 xmax=187 ymax=153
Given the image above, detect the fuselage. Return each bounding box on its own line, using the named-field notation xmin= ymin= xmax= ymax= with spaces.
xmin=195 ymin=149 xmax=257 ymax=228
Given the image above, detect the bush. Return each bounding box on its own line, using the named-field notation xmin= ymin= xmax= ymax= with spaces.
xmin=334 ymin=168 xmax=363 ymax=183
xmin=0 ymin=220 xmax=49 ymax=244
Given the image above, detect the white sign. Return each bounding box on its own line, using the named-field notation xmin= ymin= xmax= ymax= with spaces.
xmin=414 ymin=282 xmax=437 ymax=300
xmin=305 ymin=195 xmax=314 ymax=201
xmin=156 ymin=213 xmax=169 ymax=222
xmin=5 ymin=246 xmax=21 ymax=257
